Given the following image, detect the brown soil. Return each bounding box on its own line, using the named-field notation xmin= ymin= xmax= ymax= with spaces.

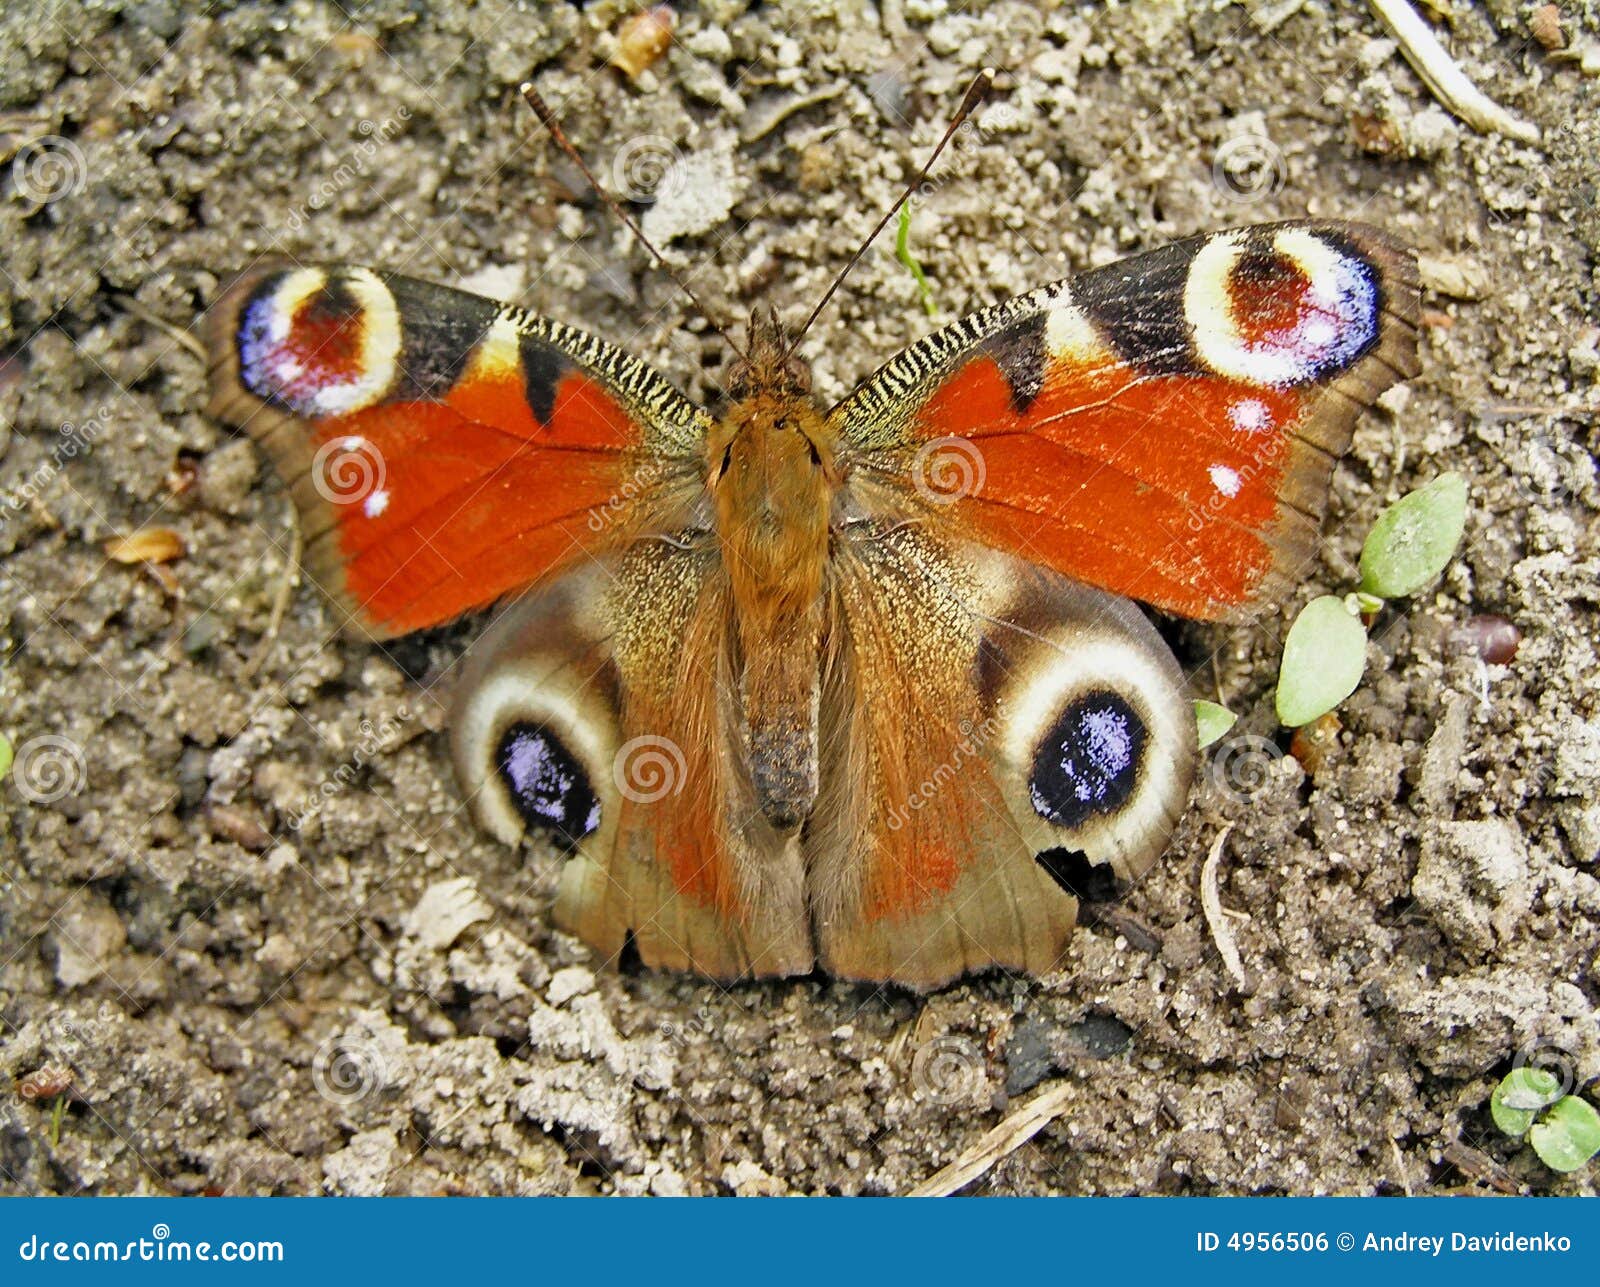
xmin=1 ymin=0 xmax=1596 ymax=1196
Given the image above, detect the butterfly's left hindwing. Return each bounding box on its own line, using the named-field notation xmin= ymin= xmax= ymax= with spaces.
xmin=808 ymin=532 xmax=1193 ymax=987
xmin=205 ymin=265 xmax=711 ymax=638
xmin=830 ymin=221 xmax=1420 ymax=622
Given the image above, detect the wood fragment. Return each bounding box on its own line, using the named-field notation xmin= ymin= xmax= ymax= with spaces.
xmin=739 ymin=85 xmax=846 ymax=145
xmin=1369 ymin=0 xmax=1540 ymax=144
xmin=608 ymin=6 xmax=674 ymax=81
xmin=114 ymin=294 xmax=206 ymax=361
xmin=1389 ymin=1137 xmax=1415 ymax=1195
xmin=1529 ymin=4 xmax=1563 ymax=51
xmin=1077 ymin=903 xmax=1163 ymax=955
xmin=909 ymin=1081 xmax=1075 ymax=1197
xmin=1442 ymin=1139 xmax=1523 ymax=1195
xmin=105 ymin=527 xmax=186 ymax=564
xmin=1201 ymin=825 xmax=1250 ymax=989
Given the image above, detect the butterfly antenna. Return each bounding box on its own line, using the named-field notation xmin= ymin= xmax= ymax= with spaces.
xmin=520 ymin=83 xmax=746 ymax=359
xmin=787 ymin=68 xmax=994 ymax=355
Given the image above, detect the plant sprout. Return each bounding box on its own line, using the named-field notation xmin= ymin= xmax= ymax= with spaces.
xmin=1359 ymin=472 xmax=1469 ymax=599
xmin=1490 ymin=1066 xmax=1564 ymax=1135
xmin=896 ymin=204 xmax=937 ymax=318
xmin=1275 ymin=595 xmax=1369 ymax=728
xmin=1529 ymin=1096 xmax=1600 ymax=1174
xmin=1491 ymin=1067 xmax=1600 ymax=1174
xmin=1193 ymin=700 xmax=1237 ymax=749
xmin=1271 ymin=473 xmax=1468 ymax=728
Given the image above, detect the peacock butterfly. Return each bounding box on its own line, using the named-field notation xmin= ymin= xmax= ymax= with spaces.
xmin=204 ymin=79 xmax=1419 ymax=989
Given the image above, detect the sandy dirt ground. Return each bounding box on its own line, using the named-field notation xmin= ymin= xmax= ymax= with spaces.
xmin=0 ymin=0 xmax=1597 ymax=1196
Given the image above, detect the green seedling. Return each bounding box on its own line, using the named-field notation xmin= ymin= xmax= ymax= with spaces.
xmin=1359 ymin=472 xmax=1469 ymax=599
xmin=1275 ymin=595 xmax=1368 ymax=728
xmin=1490 ymin=1066 xmax=1564 ymax=1135
xmin=1529 ymin=1096 xmax=1600 ymax=1174
xmin=0 ymin=732 xmax=12 ymax=783
xmin=1273 ymin=473 xmax=1468 ymax=727
xmin=1193 ymin=700 xmax=1237 ymax=749
xmin=896 ymin=204 xmax=937 ymax=318
xmin=1491 ymin=1067 xmax=1600 ymax=1174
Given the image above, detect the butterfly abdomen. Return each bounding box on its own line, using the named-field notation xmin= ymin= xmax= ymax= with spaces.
xmin=709 ymin=391 xmax=839 ymax=831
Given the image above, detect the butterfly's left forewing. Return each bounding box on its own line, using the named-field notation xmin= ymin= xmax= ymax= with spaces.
xmin=206 ymin=265 xmax=711 ymax=638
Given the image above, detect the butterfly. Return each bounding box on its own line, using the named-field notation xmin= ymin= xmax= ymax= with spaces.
xmin=206 ymin=206 xmax=1418 ymax=989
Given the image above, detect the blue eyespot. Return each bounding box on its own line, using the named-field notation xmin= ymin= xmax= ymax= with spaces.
xmin=495 ymin=723 xmax=600 ymax=847
xmin=1029 ymin=692 xmax=1145 ymax=828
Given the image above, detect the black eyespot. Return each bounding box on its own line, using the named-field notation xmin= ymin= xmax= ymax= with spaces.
xmin=495 ymin=722 xmax=600 ymax=847
xmin=1029 ymin=691 xmax=1146 ymax=828
xmin=1035 ymin=848 xmax=1127 ymax=902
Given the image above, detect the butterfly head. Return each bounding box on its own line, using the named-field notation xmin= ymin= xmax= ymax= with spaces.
xmin=725 ymin=307 xmax=812 ymax=402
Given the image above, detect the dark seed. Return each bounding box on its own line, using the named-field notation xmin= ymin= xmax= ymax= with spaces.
xmin=1453 ymin=614 xmax=1521 ymax=664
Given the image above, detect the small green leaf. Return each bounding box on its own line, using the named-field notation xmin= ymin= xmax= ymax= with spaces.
xmin=1529 ymin=1096 xmax=1600 ymax=1173
xmin=896 ymin=204 xmax=937 ymax=319
xmin=1492 ymin=1067 xmax=1563 ymax=1135
xmin=1353 ymin=590 xmax=1385 ymax=616
xmin=1275 ymin=596 xmax=1368 ymax=727
xmin=1194 ymin=701 xmax=1237 ymax=750
xmin=1359 ymin=473 xmax=1468 ymax=599
xmin=0 ymin=733 xmax=12 ymax=783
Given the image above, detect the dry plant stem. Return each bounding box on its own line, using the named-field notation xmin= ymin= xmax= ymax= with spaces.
xmin=1369 ymin=0 xmax=1541 ymax=144
xmin=908 ymin=1081 xmax=1076 ymax=1196
xmin=1201 ymin=824 xmax=1249 ymax=989
xmin=116 ymin=295 xmax=207 ymax=361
